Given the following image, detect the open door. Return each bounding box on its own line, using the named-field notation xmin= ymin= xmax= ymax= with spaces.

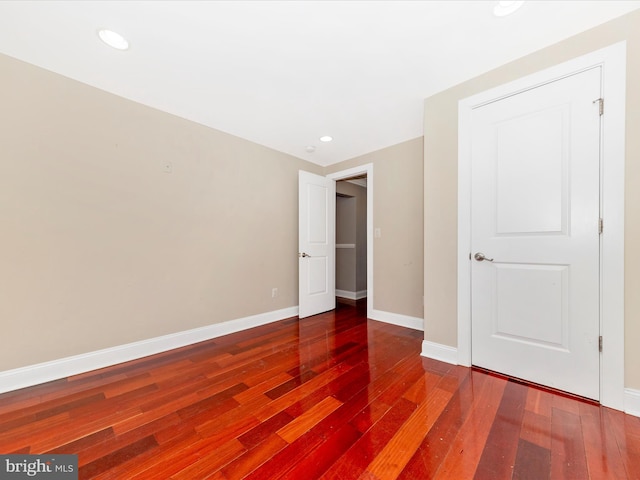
xmin=299 ymin=171 xmax=335 ymax=318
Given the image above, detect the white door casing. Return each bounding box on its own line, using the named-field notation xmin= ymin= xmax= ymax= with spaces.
xmin=298 ymin=171 xmax=336 ymax=318
xmin=458 ymin=42 xmax=626 ymax=409
xmin=471 ymin=68 xmax=601 ymax=399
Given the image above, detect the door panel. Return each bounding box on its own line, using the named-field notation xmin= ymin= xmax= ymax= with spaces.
xmin=306 ymin=257 xmax=329 ymax=295
xmin=471 ymin=67 xmax=601 ymax=400
xmin=495 ymin=107 xmax=567 ymax=235
xmin=494 ymin=263 xmax=568 ymax=349
xmin=299 ymin=171 xmax=335 ymax=318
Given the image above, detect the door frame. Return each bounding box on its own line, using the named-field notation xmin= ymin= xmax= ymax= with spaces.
xmin=327 ymin=163 xmax=374 ymax=319
xmin=457 ymin=42 xmax=626 ymax=410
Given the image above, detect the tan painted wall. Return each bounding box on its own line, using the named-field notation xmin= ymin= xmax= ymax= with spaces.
xmin=1 ymin=52 xmax=424 ymax=375
xmin=354 ymin=184 xmax=368 ymax=293
xmin=423 ymin=9 xmax=640 ymax=389
xmin=327 ymin=138 xmax=424 ymax=319
xmin=0 ymin=53 xmax=323 ymax=371
xmin=336 ymin=181 xmax=368 ymax=293
xmin=336 ymin=194 xmax=357 ymax=292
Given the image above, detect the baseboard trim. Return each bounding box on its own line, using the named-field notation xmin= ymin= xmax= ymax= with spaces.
xmin=336 ymin=289 xmax=368 ymax=300
xmin=371 ymin=309 xmax=423 ymax=331
xmin=625 ymin=388 xmax=640 ymax=418
xmin=0 ymin=306 xmax=299 ymax=394
xmin=421 ymin=340 xmax=458 ymax=365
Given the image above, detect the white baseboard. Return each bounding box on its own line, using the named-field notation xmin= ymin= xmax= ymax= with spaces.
xmin=421 ymin=340 xmax=458 ymax=365
xmin=625 ymin=388 xmax=640 ymax=418
xmin=371 ymin=309 xmax=423 ymax=331
xmin=0 ymin=306 xmax=299 ymax=395
xmin=336 ymin=289 xmax=368 ymax=300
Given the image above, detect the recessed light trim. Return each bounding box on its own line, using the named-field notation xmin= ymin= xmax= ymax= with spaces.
xmin=98 ymin=29 xmax=129 ymax=50
xmin=319 ymin=136 xmax=333 ymax=142
xmin=493 ymin=1 xmax=525 ymax=17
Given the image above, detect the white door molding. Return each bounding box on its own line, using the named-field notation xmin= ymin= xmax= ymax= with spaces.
xmin=458 ymin=42 xmax=626 ymax=410
xmin=327 ymin=163 xmax=374 ymax=319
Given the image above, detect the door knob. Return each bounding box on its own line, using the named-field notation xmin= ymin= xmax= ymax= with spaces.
xmin=298 ymin=252 xmax=311 ymax=258
xmin=474 ymin=252 xmax=494 ymax=262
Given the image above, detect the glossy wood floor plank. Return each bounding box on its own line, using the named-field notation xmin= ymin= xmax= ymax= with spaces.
xmin=579 ymin=401 xmax=628 ymax=480
xmin=419 ymin=371 xmax=506 ymax=480
xmin=474 ymin=380 xmax=528 ymax=479
xmin=1 ymin=299 xmax=639 ymax=479
xmin=605 ymin=408 xmax=640 ymax=479
xmin=397 ymin=368 xmax=478 ymax=480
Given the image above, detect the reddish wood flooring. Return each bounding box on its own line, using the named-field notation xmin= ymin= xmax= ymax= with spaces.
xmin=1 ymin=299 xmax=639 ymax=479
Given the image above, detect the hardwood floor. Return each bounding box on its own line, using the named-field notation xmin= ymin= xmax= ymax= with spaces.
xmin=1 ymin=299 xmax=639 ymax=479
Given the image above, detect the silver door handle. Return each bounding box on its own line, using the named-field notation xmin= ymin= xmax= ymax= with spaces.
xmin=298 ymin=252 xmax=311 ymax=258
xmin=474 ymin=252 xmax=493 ymax=262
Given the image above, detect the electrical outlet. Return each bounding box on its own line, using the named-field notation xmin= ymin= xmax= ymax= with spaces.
xmin=163 ymin=161 xmax=173 ymax=173
xmin=374 ymin=228 xmax=381 ymax=238
xmin=272 ymin=288 xmax=278 ymax=298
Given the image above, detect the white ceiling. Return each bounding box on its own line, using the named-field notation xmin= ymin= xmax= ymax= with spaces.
xmin=1 ymin=1 xmax=638 ymax=166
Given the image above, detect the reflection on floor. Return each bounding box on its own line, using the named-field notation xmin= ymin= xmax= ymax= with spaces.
xmin=0 ymin=299 xmax=638 ymax=479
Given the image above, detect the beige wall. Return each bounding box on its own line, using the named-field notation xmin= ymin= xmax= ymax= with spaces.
xmin=1 ymin=52 xmax=424 ymax=375
xmin=327 ymin=138 xmax=424 ymax=319
xmin=423 ymin=10 xmax=640 ymax=389
xmin=336 ymin=194 xmax=357 ymax=292
xmin=336 ymin=181 xmax=368 ymax=293
xmin=0 ymin=53 xmax=323 ymax=371
xmin=354 ymin=184 xmax=367 ymax=293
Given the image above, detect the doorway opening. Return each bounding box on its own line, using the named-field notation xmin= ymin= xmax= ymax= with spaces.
xmin=336 ymin=175 xmax=368 ymax=306
xmin=327 ymin=164 xmax=374 ymax=319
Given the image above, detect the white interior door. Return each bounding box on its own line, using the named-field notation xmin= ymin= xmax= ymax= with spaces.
xmin=471 ymin=67 xmax=601 ymax=399
xmin=299 ymin=171 xmax=335 ymax=318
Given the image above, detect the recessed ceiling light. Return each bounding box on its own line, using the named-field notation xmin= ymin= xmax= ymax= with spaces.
xmin=98 ymin=29 xmax=129 ymax=50
xmin=319 ymin=136 xmax=333 ymax=143
xmin=493 ymin=1 xmax=525 ymax=17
